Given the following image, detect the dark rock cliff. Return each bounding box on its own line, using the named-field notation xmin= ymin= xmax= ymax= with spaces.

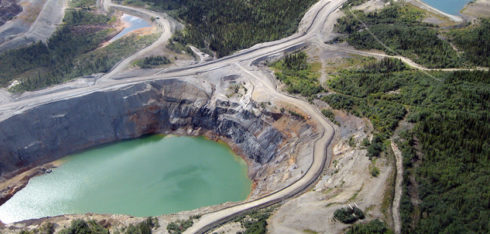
xmin=0 ymin=0 xmax=22 ymax=27
xmin=0 ymin=79 xmax=283 ymax=176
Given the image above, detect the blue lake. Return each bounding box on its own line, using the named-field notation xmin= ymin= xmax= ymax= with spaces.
xmin=110 ymin=14 xmax=151 ymax=42
xmin=422 ymin=0 xmax=472 ymax=15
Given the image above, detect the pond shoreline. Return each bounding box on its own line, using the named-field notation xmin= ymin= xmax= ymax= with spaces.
xmin=0 ymin=134 xmax=251 ymax=224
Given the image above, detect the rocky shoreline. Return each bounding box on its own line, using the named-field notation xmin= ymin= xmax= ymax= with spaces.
xmin=0 ymin=75 xmax=315 ymax=229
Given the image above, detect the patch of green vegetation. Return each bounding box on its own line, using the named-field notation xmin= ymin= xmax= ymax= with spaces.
xmin=380 ymin=144 xmax=396 ymax=221
xmin=323 ymin=58 xmax=410 ymax=140
xmin=0 ymin=0 xmax=158 ymax=92
xmin=369 ymin=159 xmax=380 ymax=177
xmin=348 ymin=136 xmax=356 ymax=147
xmin=59 ymin=219 xmax=109 ymax=234
xmin=124 ymin=217 xmax=158 ymax=234
xmin=136 ymin=56 xmax=171 ymax=68
xmin=132 ymin=0 xmax=316 ymax=57
xmin=272 ymin=52 xmax=323 ymax=97
xmin=321 ymin=109 xmax=339 ymax=125
xmin=288 ymin=110 xmax=306 ymax=121
xmin=166 ymin=31 xmax=195 ymax=57
xmin=116 ymin=0 xmax=147 ymax=8
xmin=55 ymin=217 xmax=158 ymax=234
xmin=336 ymin=3 xmax=462 ymax=68
xmin=19 ymin=222 xmax=55 ymax=234
xmin=334 ymin=207 xmax=365 ymax=224
xmin=346 ymin=219 xmax=393 ymax=234
xmin=0 ymin=8 xmax=111 ymax=89
xmin=166 ymin=215 xmax=200 ymax=234
xmin=324 ymin=55 xmax=375 ymax=74
xmin=303 ymin=229 xmax=318 ymax=234
xmin=342 ymin=0 xmax=369 ymax=9
xmin=367 ymin=135 xmax=384 ymax=158
xmin=361 ymin=138 xmax=370 ymax=147
xmin=234 ymin=208 xmax=274 ymax=234
xmin=0 ymin=0 xmax=158 ymax=91
xmin=70 ymin=0 xmax=97 ymax=9
xmin=348 ymin=184 xmax=364 ymax=203
xmin=395 ymin=131 xmax=420 ymax=233
xmin=322 ymin=93 xmax=406 ymax=141
xmin=323 ymin=53 xmax=490 ymax=233
xmin=449 ymin=18 xmax=490 ymax=67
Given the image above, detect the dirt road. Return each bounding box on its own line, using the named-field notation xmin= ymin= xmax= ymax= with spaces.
xmin=0 ymin=0 xmax=67 ymax=53
xmin=97 ymin=0 xmax=178 ymax=81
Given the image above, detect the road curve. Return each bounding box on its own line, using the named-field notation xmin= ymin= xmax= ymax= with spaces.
xmin=97 ymin=0 xmax=176 ymax=81
xmin=319 ymin=43 xmax=490 ymax=72
xmin=0 ymin=0 xmax=343 ymax=232
xmin=0 ymin=0 xmax=344 ymax=120
xmin=0 ymin=0 xmax=68 ymax=53
xmin=182 ymin=63 xmax=335 ymax=234
xmin=1 ymin=0 xmax=485 ymax=232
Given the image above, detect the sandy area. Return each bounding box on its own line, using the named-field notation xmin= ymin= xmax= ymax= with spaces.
xmin=269 ymin=116 xmax=394 ymax=233
xmin=461 ymin=0 xmax=490 ymax=19
xmin=353 ymin=0 xmax=387 ymax=13
xmin=266 ymin=43 xmax=397 ymax=233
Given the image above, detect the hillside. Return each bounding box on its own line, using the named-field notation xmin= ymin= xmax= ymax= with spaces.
xmin=118 ymin=0 xmax=317 ymax=57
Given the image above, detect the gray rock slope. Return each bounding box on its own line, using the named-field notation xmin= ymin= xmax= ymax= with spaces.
xmin=0 ymin=79 xmax=283 ymax=175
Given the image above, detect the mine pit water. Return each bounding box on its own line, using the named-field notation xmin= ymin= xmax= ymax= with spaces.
xmin=0 ymin=135 xmax=251 ymax=224
xmin=422 ymin=0 xmax=471 ymax=15
xmin=110 ymin=14 xmax=151 ymax=42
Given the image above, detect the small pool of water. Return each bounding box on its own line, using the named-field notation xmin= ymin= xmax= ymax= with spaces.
xmin=110 ymin=14 xmax=151 ymax=42
xmin=0 ymin=135 xmax=251 ymax=224
xmin=422 ymin=0 xmax=471 ymax=15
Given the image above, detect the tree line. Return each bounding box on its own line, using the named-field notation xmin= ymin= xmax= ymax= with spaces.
xmin=134 ymin=0 xmax=317 ymax=57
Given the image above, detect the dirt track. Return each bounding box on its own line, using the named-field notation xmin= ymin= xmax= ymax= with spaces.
xmin=0 ymin=0 xmax=67 ymax=53
xmin=0 ymin=0 xmax=487 ymax=232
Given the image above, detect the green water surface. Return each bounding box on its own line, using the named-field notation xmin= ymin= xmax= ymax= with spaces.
xmin=0 ymin=135 xmax=251 ymax=223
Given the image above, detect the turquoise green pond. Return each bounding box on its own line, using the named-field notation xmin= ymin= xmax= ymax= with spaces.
xmin=0 ymin=135 xmax=251 ymax=224
xmin=422 ymin=0 xmax=471 ymax=15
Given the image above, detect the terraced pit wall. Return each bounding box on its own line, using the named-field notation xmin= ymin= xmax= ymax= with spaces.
xmin=0 ymin=79 xmax=284 ymax=177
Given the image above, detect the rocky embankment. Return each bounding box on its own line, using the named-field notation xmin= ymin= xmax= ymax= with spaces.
xmin=0 ymin=74 xmax=316 ymax=230
xmin=0 ymin=78 xmax=284 ymax=176
xmin=0 ymin=0 xmax=22 ymax=27
xmin=0 ymin=74 xmax=316 ymax=196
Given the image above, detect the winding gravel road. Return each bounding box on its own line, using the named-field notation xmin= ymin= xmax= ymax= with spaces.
xmin=0 ymin=0 xmax=344 ymax=232
xmin=97 ymin=0 xmax=178 ymax=81
xmin=0 ymin=0 xmax=68 ymax=53
xmin=1 ymin=3 xmax=487 ymax=232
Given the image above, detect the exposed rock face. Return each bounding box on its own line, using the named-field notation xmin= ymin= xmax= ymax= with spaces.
xmin=0 ymin=0 xmax=22 ymax=27
xmin=0 ymin=79 xmax=283 ymax=176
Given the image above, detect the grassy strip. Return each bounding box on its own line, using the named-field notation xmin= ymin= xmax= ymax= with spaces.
xmin=335 ymin=3 xmax=462 ymax=68
xmin=120 ymin=0 xmax=316 ymax=57
xmin=0 ymin=0 xmax=157 ymax=91
xmin=448 ymin=18 xmax=490 ymax=67
xmin=323 ymin=56 xmax=489 ymax=233
xmin=346 ymin=219 xmax=393 ymax=234
xmin=271 ymin=52 xmax=323 ymax=97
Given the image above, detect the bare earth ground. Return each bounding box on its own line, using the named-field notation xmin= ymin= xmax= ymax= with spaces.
xmin=267 ymin=31 xmax=399 ymax=232
xmin=4 ymin=0 xmax=488 ymax=232
xmin=268 ymin=111 xmax=394 ymax=234
xmin=352 ymin=0 xmax=387 ymax=13
xmin=391 ymin=142 xmax=403 ymax=234
xmin=0 ymin=0 xmax=67 ymax=53
xmin=461 ymin=0 xmax=490 ymax=20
